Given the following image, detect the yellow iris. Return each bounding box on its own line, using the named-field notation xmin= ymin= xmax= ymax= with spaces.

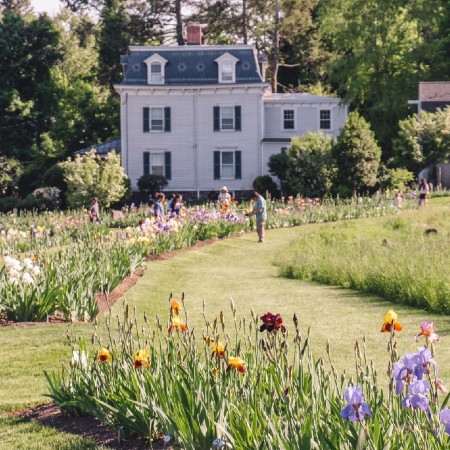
xmin=380 ymin=309 xmax=403 ymax=332
xmin=97 ymin=347 xmax=111 ymax=362
xmin=134 ymin=349 xmax=150 ymax=369
xmin=227 ymin=356 xmax=245 ymax=374
xmin=169 ymin=316 xmax=187 ymax=332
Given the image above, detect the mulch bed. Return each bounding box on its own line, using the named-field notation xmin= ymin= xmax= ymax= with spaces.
xmin=8 ymin=237 xmax=221 ymax=448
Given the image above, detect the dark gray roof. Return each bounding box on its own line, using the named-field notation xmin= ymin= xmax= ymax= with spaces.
xmin=261 ymin=138 xmax=292 ymax=143
xmin=120 ymin=45 xmax=263 ymax=86
xmin=75 ymin=137 xmax=121 ymax=156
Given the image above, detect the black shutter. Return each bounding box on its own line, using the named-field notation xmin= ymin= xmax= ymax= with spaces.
xmin=143 ymin=107 xmax=149 ymax=132
xmin=214 ymin=151 xmax=221 ymax=179
xmin=164 ymin=151 xmax=171 ymax=180
xmin=164 ymin=107 xmax=171 ymax=132
xmin=143 ymin=152 xmax=150 ymax=175
xmin=213 ymin=106 xmax=220 ymax=131
xmin=235 ymin=151 xmax=241 ymax=179
xmin=234 ymin=106 xmax=241 ymax=131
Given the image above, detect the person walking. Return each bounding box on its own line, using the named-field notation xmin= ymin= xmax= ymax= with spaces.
xmin=418 ymin=178 xmax=429 ymax=207
xmin=89 ymin=197 xmax=100 ymax=223
xmin=154 ymin=192 xmax=166 ymax=219
xmin=250 ymin=191 xmax=267 ymax=243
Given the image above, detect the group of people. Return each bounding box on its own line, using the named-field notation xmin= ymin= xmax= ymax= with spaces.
xmin=150 ymin=192 xmax=184 ymax=219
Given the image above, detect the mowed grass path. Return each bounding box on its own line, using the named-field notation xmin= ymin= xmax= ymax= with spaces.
xmin=2 ymin=214 xmax=450 ymax=448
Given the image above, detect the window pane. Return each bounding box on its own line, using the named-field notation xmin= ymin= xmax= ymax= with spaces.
xmin=151 ymin=63 xmax=162 ymax=82
xmin=222 ymin=152 xmax=233 ymax=164
xmin=222 ymin=61 xmax=233 ymax=81
xmin=221 ymin=107 xmax=234 ymax=129
xmin=151 ymin=153 xmax=164 ymax=176
xmin=150 ymin=108 xmax=163 ymax=130
xmin=320 ymin=110 xmax=331 ymax=129
xmin=284 ymin=110 xmax=295 ymax=129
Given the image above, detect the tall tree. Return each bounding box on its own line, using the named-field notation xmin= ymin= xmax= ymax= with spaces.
xmin=332 ymin=111 xmax=382 ymax=196
xmin=318 ymin=0 xmax=446 ymax=155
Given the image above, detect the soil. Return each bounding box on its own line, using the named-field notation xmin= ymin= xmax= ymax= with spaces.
xmin=11 ymin=237 xmax=221 ymax=448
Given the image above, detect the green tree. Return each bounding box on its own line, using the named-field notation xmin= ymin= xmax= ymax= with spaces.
xmin=0 ymin=156 xmax=22 ymax=196
xmin=59 ymin=150 xmax=127 ymax=208
xmin=332 ymin=112 xmax=381 ymax=196
xmin=392 ymin=107 xmax=450 ymax=173
xmin=319 ymin=0 xmax=422 ymax=154
xmin=286 ymin=132 xmax=336 ymax=197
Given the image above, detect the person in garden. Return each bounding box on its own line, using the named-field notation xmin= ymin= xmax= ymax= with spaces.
xmin=218 ymin=186 xmax=231 ymax=213
xmin=418 ymin=178 xmax=429 ymax=207
xmin=170 ymin=194 xmax=183 ymax=216
xmin=89 ymin=197 xmax=100 ymax=223
xmin=154 ymin=192 xmax=166 ymax=219
xmin=249 ymin=191 xmax=267 ymax=243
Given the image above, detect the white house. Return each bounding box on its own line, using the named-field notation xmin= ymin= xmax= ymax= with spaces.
xmin=114 ymin=25 xmax=348 ymax=199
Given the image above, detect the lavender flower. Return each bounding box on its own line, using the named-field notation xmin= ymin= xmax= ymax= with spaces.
xmin=440 ymin=408 xmax=450 ymax=435
xmin=340 ymin=386 xmax=372 ymax=422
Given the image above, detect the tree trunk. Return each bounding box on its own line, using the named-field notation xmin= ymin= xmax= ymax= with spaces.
xmin=271 ymin=0 xmax=280 ymax=93
xmin=175 ymin=0 xmax=184 ymax=45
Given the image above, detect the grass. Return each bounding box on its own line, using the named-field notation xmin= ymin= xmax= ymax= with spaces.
xmin=2 ymin=208 xmax=450 ymax=447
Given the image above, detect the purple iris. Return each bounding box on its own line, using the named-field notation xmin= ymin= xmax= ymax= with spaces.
xmin=392 ymin=353 xmax=416 ymax=394
xmin=340 ymin=386 xmax=372 ymax=422
xmin=402 ymin=379 xmax=431 ymax=411
xmin=440 ymin=408 xmax=450 ymax=435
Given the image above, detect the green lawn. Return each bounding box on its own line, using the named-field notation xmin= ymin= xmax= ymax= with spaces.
xmin=2 ymin=211 xmax=450 ymax=448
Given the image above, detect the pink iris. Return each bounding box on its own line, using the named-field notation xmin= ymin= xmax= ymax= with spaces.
xmin=414 ymin=321 xmax=440 ymax=344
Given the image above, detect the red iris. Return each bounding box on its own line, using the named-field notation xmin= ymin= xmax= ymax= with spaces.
xmin=259 ymin=312 xmax=286 ymax=333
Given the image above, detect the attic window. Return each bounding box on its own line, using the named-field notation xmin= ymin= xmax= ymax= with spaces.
xmin=215 ymin=52 xmax=239 ymax=84
xmin=144 ymin=53 xmax=168 ymax=85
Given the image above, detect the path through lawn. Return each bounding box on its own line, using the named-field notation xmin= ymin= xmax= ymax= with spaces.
xmin=113 ymin=222 xmax=450 ymax=383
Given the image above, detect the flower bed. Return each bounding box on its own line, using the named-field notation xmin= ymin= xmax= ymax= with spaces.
xmin=46 ymin=301 xmax=450 ymax=449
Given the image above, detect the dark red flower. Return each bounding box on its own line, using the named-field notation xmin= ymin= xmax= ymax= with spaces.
xmin=260 ymin=312 xmax=286 ymax=334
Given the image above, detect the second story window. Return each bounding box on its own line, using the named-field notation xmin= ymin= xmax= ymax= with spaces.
xmin=320 ymin=110 xmax=331 ymax=130
xmin=143 ymin=107 xmax=171 ymax=132
xmin=283 ymin=110 xmax=295 ymax=130
xmin=213 ymin=106 xmax=241 ymax=131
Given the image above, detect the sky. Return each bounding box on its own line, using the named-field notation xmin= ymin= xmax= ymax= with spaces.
xmin=31 ymin=0 xmax=63 ymax=16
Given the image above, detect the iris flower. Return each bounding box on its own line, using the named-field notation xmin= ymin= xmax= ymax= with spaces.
xmin=340 ymin=386 xmax=372 ymax=422
xmin=259 ymin=312 xmax=287 ymax=334
xmin=212 ymin=341 xmax=225 ymax=358
xmin=402 ymin=379 xmax=430 ymax=411
xmin=170 ymin=299 xmax=183 ymax=315
xmin=134 ymin=349 xmax=150 ymax=369
xmin=440 ymin=408 xmax=450 ymax=435
xmin=414 ymin=321 xmax=440 ymax=344
xmin=97 ymin=347 xmax=112 ymax=362
xmin=226 ymin=356 xmax=245 ymax=374
xmin=380 ymin=309 xmax=403 ymax=332
xmin=169 ymin=316 xmax=187 ymax=332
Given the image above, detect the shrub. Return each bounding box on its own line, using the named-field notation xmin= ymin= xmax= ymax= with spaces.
xmin=137 ymin=174 xmax=168 ymax=197
xmin=252 ymin=175 xmax=279 ymax=198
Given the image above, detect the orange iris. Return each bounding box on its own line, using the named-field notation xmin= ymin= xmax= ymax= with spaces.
xmin=169 ymin=316 xmax=187 ymax=332
xmin=380 ymin=309 xmax=403 ymax=332
xmin=170 ymin=299 xmax=183 ymax=315
xmin=226 ymin=356 xmax=245 ymax=374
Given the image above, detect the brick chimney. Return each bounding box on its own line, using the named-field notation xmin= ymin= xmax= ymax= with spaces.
xmin=186 ymin=24 xmax=204 ymax=45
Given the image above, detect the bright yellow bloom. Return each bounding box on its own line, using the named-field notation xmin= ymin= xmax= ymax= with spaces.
xmin=227 ymin=356 xmax=245 ymax=374
xmin=169 ymin=316 xmax=187 ymax=332
xmin=212 ymin=367 xmax=219 ymax=376
xmin=170 ymin=299 xmax=183 ymax=315
xmin=97 ymin=347 xmax=112 ymax=362
xmin=134 ymin=349 xmax=150 ymax=369
xmin=380 ymin=309 xmax=403 ymax=332
xmin=212 ymin=341 xmax=225 ymax=358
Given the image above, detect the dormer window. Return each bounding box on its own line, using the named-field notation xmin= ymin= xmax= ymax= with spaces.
xmin=144 ymin=53 xmax=168 ymax=85
xmin=215 ymin=52 xmax=239 ymax=84
xmin=150 ymin=63 xmax=162 ymax=83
